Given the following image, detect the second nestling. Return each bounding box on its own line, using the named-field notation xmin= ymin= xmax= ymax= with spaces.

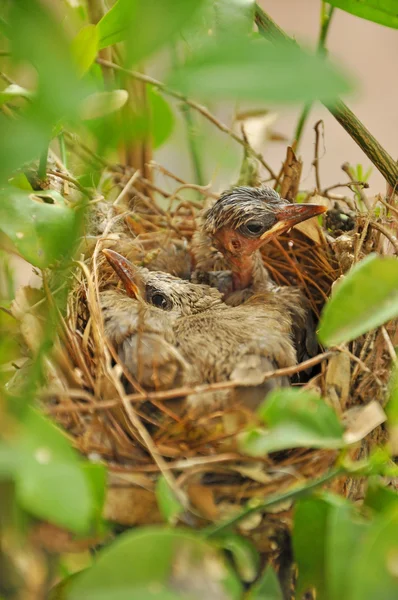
xmin=101 ymin=249 xmax=297 ymax=412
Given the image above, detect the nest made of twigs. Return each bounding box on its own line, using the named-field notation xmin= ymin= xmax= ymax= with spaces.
xmin=20 ymin=165 xmax=394 ymax=563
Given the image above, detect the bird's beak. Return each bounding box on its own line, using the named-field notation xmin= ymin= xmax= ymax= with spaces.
xmin=102 ymin=249 xmax=141 ymax=299
xmin=260 ymin=202 xmax=327 ymax=241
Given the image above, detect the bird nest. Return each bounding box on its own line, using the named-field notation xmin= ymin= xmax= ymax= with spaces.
xmin=19 ymin=163 xmax=394 ymax=563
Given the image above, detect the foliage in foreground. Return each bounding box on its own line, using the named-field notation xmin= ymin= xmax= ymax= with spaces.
xmin=0 ymin=0 xmax=398 ymax=598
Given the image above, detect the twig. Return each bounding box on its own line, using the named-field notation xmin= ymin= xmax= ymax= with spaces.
xmin=112 ymin=364 xmax=189 ymax=510
xmin=47 ymin=170 xmax=91 ymax=198
xmin=254 ymin=4 xmax=398 ymax=190
xmin=313 ymin=120 xmax=324 ymax=192
xmin=96 ymin=58 xmax=277 ymax=180
xmin=46 ymin=351 xmax=335 ymax=415
xmin=113 ymin=169 xmax=141 ymax=206
xmin=342 ymin=162 xmax=371 ymax=210
xmin=367 ymin=220 xmax=398 ymax=254
xmin=323 ymin=181 xmax=369 ymax=196
xmin=381 ymin=326 xmax=397 ymax=363
xmin=294 ymin=2 xmax=335 ymax=147
xmin=377 ymin=196 xmax=398 ymax=218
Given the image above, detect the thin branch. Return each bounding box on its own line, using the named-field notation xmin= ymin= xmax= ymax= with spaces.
xmin=367 ymin=220 xmax=398 ymax=254
xmin=322 ymin=181 xmax=369 ymax=196
xmin=254 ymin=4 xmax=398 ymax=190
xmin=46 ymin=351 xmax=335 ymax=415
xmin=96 ymin=58 xmax=277 ymax=180
xmin=313 ymin=120 xmax=324 ymax=192
xmin=342 ymin=162 xmax=371 ymax=210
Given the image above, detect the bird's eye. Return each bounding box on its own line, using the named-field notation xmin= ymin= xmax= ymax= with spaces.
xmin=149 ymin=292 xmax=172 ymax=310
xmin=239 ymin=220 xmax=266 ymax=237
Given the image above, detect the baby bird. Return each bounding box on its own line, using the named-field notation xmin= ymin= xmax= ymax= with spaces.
xmin=192 ymin=185 xmax=326 ymax=302
xmin=102 ymin=249 xmax=297 ymax=411
xmin=192 ymin=186 xmax=327 ymax=364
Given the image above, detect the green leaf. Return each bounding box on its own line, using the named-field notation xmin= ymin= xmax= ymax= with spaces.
xmin=318 ymin=254 xmax=398 ymax=346
xmin=71 ymin=25 xmax=99 ymax=77
xmin=214 ymin=0 xmax=255 ymax=35
xmin=239 ymin=388 xmax=344 ymax=456
xmin=148 ymin=88 xmax=175 ymax=149
xmin=8 ymin=172 xmax=33 ymax=191
xmin=364 ymin=478 xmax=398 ymax=514
xmin=0 ymin=189 xmax=77 ymax=268
xmin=326 ymin=500 xmax=370 ymax=600
xmin=17 ymin=462 xmax=93 ymax=534
xmin=80 ymin=90 xmax=129 ymax=120
xmin=293 ymin=494 xmax=369 ymax=600
xmin=0 ymin=84 xmax=33 ymax=107
xmin=215 ymin=533 xmax=259 ymax=583
xmin=349 ymin=508 xmax=398 ymax=600
xmin=169 ymin=37 xmax=351 ymax=103
xmin=293 ymin=496 xmax=330 ymax=598
xmin=328 ymin=0 xmax=398 ymax=29
xmin=155 ymin=476 xmax=184 ymax=524
xmin=247 ymin=566 xmax=283 ymax=600
xmin=67 ymin=527 xmax=242 ymax=600
xmin=97 ymin=0 xmax=204 ymax=63
xmin=13 ymin=409 xmax=95 ymax=534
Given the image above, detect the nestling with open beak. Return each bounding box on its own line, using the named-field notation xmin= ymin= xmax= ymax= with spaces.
xmin=192 ymin=186 xmax=327 ymax=365
xmin=101 ymin=249 xmax=298 ymax=411
xmin=192 ymin=185 xmax=327 ymax=300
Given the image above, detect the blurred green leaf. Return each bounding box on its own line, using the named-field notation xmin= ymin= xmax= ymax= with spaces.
xmin=169 ymin=37 xmax=351 ymax=103
xmin=328 ymin=0 xmax=398 ymax=29
xmin=318 ymin=254 xmax=398 ymax=346
xmin=326 ymin=499 xmax=369 ymax=600
xmin=246 ymin=566 xmax=283 ymax=599
xmin=0 ymin=0 xmax=89 ymax=182
xmin=349 ymin=508 xmax=398 ymax=600
xmin=82 ymin=462 xmax=107 ymax=530
xmin=9 ymin=0 xmax=88 ymax=121
xmin=155 ymin=476 xmax=184 ymax=524
xmin=8 ymin=172 xmax=33 ymax=191
xmin=148 ymin=88 xmax=174 ymax=149
xmin=0 ymin=84 xmax=33 ymax=107
xmin=239 ymin=388 xmax=344 ymax=455
xmin=97 ymin=0 xmax=204 ymax=64
xmin=214 ymin=0 xmax=255 ymax=35
xmin=293 ymin=495 xmax=369 ymax=600
xmin=71 ymin=25 xmax=99 ymax=77
xmin=215 ymin=533 xmax=259 ymax=583
xmin=293 ymin=496 xmax=330 ymax=599
xmin=13 ymin=409 xmax=95 ymax=534
xmin=80 ymin=90 xmax=129 ymax=120
xmin=364 ymin=478 xmax=398 ymax=514
xmin=0 ymin=189 xmax=77 ymax=268
xmin=67 ymin=527 xmax=242 ymax=600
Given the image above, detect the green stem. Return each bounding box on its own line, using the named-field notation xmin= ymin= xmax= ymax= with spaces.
xmin=255 ymin=4 xmax=398 ymax=190
xmin=170 ymin=45 xmax=205 ymax=187
xmin=58 ymin=133 xmax=67 ymax=169
xmin=180 ymin=104 xmax=205 ymax=187
xmin=38 ymin=144 xmax=49 ymax=180
xmin=203 ymin=467 xmax=343 ymax=538
xmin=294 ymin=3 xmax=335 ymax=147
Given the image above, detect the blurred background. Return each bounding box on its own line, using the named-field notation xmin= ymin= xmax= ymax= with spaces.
xmin=157 ymin=0 xmax=398 ymax=195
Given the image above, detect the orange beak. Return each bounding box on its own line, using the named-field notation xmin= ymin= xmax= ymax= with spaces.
xmin=260 ymin=202 xmax=327 ymax=241
xmin=102 ymin=249 xmax=141 ymax=299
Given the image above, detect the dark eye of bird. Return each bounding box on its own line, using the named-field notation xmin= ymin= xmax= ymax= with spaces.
xmin=146 ymin=285 xmax=173 ymax=311
xmin=151 ymin=293 xmax=169 ymax=309
xmin=239 ymin=220 xmax=266 ymax=238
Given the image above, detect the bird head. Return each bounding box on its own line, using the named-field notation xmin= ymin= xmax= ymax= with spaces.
xmin=203 ymin=186 xmax=327 ymax=261
xmin=102 ymin=249 xmax=224 ymax=318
